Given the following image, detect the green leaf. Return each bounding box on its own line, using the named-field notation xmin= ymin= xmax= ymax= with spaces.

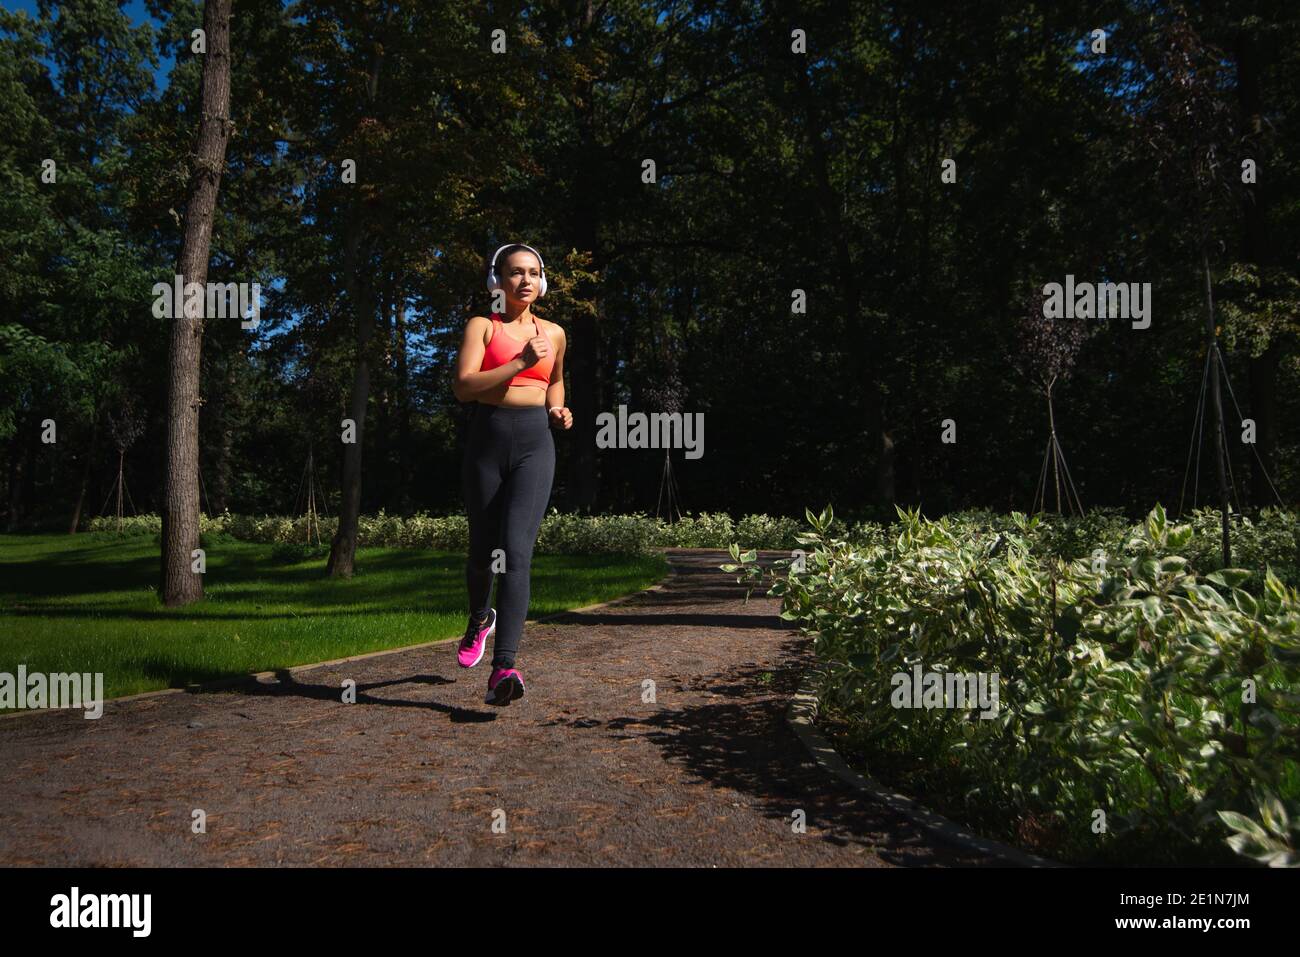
xmin=1207 ymin=568 xmax=1252 ymax=589
xmin=1256 ymin=792 xmax=1289 ymax=834
xmin=1140 ymin=595 xmax=1162 ymax=626
xmin=1218 ymin=810 xmax=1270 ymax=843
xmin=1146 ymin=504 xmax=1167 ymax=543
xmin=1264 ymin=568 xmax=1287 ymax=601
xmin=1232 ymin=590 xmax=1258 ymax=616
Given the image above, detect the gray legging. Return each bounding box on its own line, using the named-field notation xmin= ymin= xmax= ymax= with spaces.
xmin=461 ymin=402 xmax=556 ymax=669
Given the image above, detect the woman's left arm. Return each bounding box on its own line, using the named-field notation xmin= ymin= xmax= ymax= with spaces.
xmin=546 ymin=324 xmax=573 ymax=430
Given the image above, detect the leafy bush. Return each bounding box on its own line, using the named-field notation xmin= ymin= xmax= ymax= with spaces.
xmin=85 ymin=514 xmax=161 ymax=536
xmin=725 ymin=504 xmax=1300 ymax=865
xmin=734 ymin=513 xmax=804 ymax=549
xmin=84 ymin=507 xmax=810 ymax=554
xmin=1181 ymin=508 xmax=1300 ymax=587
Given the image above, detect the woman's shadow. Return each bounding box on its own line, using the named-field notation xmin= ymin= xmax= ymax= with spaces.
xmin=187 ymin=667 xmax=499 ymax=722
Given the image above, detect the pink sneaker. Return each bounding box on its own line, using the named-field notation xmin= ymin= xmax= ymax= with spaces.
xmin=457 ymin=608 xmax=495 ymax=668
xmin=484 ymin=667 xmax=525 ymax=706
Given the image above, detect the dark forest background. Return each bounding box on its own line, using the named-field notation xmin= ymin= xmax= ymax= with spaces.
xmin=2 ymin=0 xmax=1297 ymax=531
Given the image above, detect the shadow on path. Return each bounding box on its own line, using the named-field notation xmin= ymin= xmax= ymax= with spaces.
xmin=0 ymin=548 xmax=999 ymax=867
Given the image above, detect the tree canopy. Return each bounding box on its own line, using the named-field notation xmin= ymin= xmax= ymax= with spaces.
xmin=3 ymin=0 xmax=1297 ymax=532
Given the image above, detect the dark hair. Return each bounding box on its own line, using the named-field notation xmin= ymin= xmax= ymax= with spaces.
xmin=493 ymin=244 xmax=541 ymax=277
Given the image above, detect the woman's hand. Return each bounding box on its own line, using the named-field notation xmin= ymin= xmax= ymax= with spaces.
xmin=520 ymin=334 xmax=550 ymax=368
xmin=548 ymin=406 xmax=573 ymax=430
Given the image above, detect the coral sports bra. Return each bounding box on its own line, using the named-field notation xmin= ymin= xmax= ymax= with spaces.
xmin=479 ymin=313 xmax=555 ymax=390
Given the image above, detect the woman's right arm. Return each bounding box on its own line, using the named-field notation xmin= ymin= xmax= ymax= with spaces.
xmin=453 ymin=315 xmax=531 ymax=401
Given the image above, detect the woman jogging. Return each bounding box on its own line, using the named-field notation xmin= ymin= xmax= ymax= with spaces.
xmin=452 ymin=243 xmax=573 ymax=706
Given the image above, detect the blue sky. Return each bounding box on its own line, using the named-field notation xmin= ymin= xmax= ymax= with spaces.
xmin=6 ymin=0 xmax=158 ymax=27
xmin=3 ymin=0 xmax=175 ymax=87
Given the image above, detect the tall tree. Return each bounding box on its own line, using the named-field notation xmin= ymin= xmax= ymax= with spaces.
xmin=0 ymin=2 xmax=158 ymax=530
xmin=323 ymin=3 xmax=388 ymax=578
xmin=1139 ymin=12 xmax=1243 ymax=561
xmin=160 ymin=0 xmax=233 ymax=605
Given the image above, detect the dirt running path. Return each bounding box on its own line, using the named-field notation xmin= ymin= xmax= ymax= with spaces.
xmin=0 ymin=550 xmax=994 ymax=866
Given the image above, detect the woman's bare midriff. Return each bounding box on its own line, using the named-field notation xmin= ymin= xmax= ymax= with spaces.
xmin=478 ymin=384 xmax=547 ymax=408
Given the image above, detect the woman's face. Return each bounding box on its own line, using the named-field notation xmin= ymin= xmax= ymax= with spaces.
xmin=502 ymin=251 xmax=542 ymax=305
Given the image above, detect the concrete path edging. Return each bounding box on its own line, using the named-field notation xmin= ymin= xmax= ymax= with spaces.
xmin=785 ymin=666 xmax=1064 ymax=868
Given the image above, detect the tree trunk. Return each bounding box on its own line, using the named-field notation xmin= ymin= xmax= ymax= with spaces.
xmin=6 ymin=417 xmax=26 ymax=531
xmin=876 ymin=429 xmax=896 ymax=506
xmin=69 ymin=413 xmax=98 ymax=533
xmin=160 ymin=0 xmax=233 ymax=606
xmin=326 ymin=208 xmax=375 ymax=579
xmin=325 ymin=41 xmax=385 ymax=578
xmin=569 ymin=160 xmax=603 ymax=505
xmin=209 ymin=357 xmax=236 ymax=513
xmin=1248 ymin=344 xmax=1281 ymax=506
xmin=115 ymin=449 xmax=126 ymax=532
xmin=1203 ymin=245 xmax=1231 ymax=566
xmin=1234 ymin=26 xmax=1278 ymax=507
xmin=394 ymin=289 xmax=412 ymax=512
xmin=373 ymin=277 xmax=393 ymax=508
xmin=788 ymin=46 xmax=885 ymax=506
xmin=556 ymin=0 xmax=626 ymax=512
xmin=567 ymin=241 xmax=604 ymax=512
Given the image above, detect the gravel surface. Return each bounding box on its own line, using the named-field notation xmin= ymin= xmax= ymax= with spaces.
xmin=0 ymin=549 xmax=996 ymax=867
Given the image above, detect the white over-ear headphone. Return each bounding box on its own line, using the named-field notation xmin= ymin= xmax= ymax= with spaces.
xmin=486 ymin=243 xmax=547 ymax=298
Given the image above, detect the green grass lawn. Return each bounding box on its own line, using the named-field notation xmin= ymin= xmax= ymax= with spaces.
xmin=0 ymin=533 xmax=668 ymax=706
